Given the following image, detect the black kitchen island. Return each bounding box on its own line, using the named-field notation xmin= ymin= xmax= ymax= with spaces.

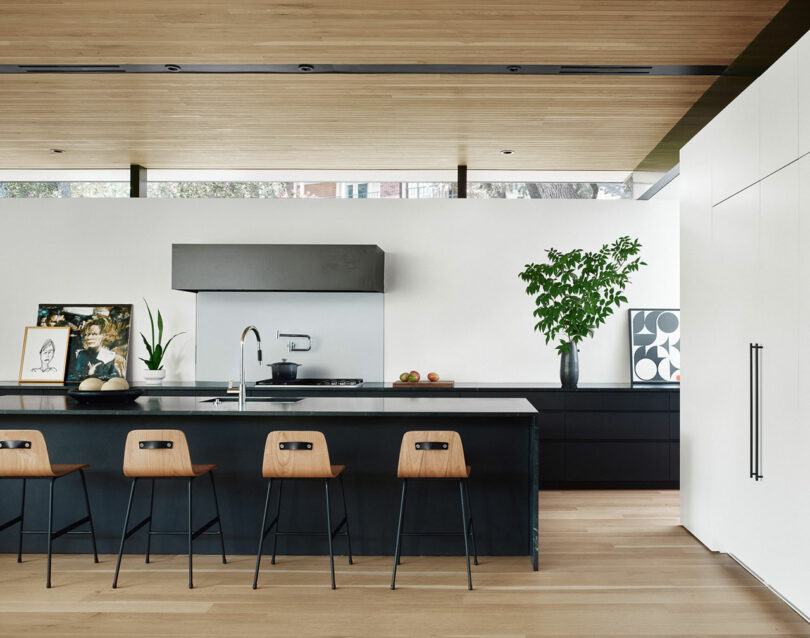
xmin=0 ymin=395 xmax=538 ymax=569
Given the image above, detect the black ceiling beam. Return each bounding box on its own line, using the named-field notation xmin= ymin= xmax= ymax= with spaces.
xmin=0 ymin=63 xmax=725 ymax=76
xmin=636 ymin=0 xmax=810 ymax=173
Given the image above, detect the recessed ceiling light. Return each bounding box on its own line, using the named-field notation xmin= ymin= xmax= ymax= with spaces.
xmin=500 ymin=149 xmax=514 ymax=155
xmin=49 ymin=148 xmax=65 ymax=154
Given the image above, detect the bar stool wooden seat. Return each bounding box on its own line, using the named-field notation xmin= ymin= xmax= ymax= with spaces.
xmin=253 ymin=431 xmax=353 ymax=590
xmin=112 ymin=429 xmax=226 ymax=589
xmin=391 ymin=430 xmax=479 ymax=590
xmin=0 ymin=429 xmax=98 ymax=588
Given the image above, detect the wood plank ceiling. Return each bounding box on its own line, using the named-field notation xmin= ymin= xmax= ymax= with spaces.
xmin=0 ymin=1 xmax=788 ymax=170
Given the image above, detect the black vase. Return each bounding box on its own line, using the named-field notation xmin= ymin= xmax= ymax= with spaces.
xmin=560 ymin=341 xmax=579 ymax=388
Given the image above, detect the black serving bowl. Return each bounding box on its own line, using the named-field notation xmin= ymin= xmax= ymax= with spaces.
xmin=67 ymin=389 xmax=143 ymax=404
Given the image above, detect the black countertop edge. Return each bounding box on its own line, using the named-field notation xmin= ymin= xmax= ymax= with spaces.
xmin=0 ymin=395 xmax=538 ymax=417
xmin=0 ymin=381 xmax=680 ymax=393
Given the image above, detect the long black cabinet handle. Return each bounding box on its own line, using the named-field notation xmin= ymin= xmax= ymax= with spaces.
xmin=753 ymin=343 xmax=764 ymax=481
xmin=749 ymin=343 xmax=754 ymax=479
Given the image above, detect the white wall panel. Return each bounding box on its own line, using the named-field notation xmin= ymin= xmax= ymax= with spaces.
xmin=798 ymin=32 xmax=810 ymax=156
xmin=758 ymin=47 xmax=799 ymax=177
xmin=711 ymin=83 xmax=759 ymax=205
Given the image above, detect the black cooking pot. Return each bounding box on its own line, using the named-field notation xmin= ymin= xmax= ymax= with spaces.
xmin=268 ymin=358 xmax=301 ymax=381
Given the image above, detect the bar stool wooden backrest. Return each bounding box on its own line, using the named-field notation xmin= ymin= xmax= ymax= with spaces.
xmin=123 ymin=429 xmax=195 ymax=477
xmin=397 ymin=431 xmax=468 ymax=478
xmin=262 ymin=431 xmax=333 ymax=478
xmin=0 ymin=430 xmax=55 ymax=477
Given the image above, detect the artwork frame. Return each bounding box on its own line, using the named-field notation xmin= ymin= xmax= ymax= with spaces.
xmin=37 ymin=304 xmax=133 ymax=384
xmin=18 ymin=326 xmax=71 ymax=384
xmin=628 ymin=308 xmax=680 ymax=385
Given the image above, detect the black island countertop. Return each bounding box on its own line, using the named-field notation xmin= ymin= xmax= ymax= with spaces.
xmin=0 ymin=394 xmax=536 ymax=417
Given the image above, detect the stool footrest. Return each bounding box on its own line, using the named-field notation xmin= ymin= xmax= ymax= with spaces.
xmin=0 ymin=515 xmax=22 ymax=534
xmin=260 ymin=516 xmax=279 ymax=540
xmin=52 ymin=516 xmax=91 ymax=540
xmin=123 ymin=515 xmax=152 ymax=540
xmin=191 ymin=516 xmax=220 ymax=541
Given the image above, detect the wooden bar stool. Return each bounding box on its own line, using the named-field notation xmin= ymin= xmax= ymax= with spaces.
xmin=253 ymin=430 xmax=353 ymax=590
xmin=391 ymin=430 xmax=479 ymax=590
xmin=112 ymin=429 xmax=226 ymax=589
xmin=0 ymin=429 xmax=98 ymax=588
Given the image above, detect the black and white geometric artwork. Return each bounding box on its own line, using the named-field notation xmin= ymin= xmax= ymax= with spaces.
xmin=628 ymin=308 xmax=680 ymax=384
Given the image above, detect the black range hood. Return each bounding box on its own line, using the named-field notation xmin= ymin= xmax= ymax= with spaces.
xmin=172 ymin=244 xmax=384 ymax=293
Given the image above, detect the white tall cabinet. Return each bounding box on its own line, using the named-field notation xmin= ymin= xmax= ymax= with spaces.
xmin=680 ymin=31 xmax=810 ymax=618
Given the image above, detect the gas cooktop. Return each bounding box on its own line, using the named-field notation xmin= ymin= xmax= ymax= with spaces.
xmin=255 ymin=378 xmax=363 ymax=387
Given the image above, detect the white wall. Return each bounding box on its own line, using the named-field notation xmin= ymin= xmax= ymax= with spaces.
xmin=0 ymin=197 xmax=678 ymax=383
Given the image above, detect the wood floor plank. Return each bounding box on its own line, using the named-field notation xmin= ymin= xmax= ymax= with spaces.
xmin=0 ymin=490 xmax=807 ymax=637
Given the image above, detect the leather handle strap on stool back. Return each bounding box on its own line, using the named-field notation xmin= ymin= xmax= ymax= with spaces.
xmin=397 ymin=430 xmax=468 ymax=478
xmin=263 ymin=430 xmax=332 ymax=478
xmin=123 ymin=429 xmax=195 ymax=477
xmin=0 ymin=429 xmax=56 ymax=477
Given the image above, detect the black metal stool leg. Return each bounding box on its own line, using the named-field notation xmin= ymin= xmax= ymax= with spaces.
xmin=113 ymin=478 xmax=138 ymax=588
xmin=145 ymin=479 xmax=155 ymax=563
xmin=325 ymin=479 xmax=336 ymax=589
xmin=209 ymin=471 xmax=227 ymax=564
xmin=78 ymin=469 xmax=99 ymax=564
xmin=46 ymin=478 xmax=54 ymax=589
xmin=458 ymin=479 xmax=473 ymax=590
xmin=338 ymin=473 xmax=353 ymax=565
xmin=187 ymin=478 xmax=194 ymax=589
xmin=17 ymin=478 xmax=25 ymax=563
xmin=253 ymin=478 xmax=273 ymax=589
xmin=464 ymin=479 xmax=479 ymax=566
xmin=271 ymin=479 xmax=283 ymax=565
xmin=390 ymin=478 xmax=407 ymax=590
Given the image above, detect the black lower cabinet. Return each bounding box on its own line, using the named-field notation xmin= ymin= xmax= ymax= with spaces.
xmin=529 ymin=390 xmax=680 ymax=489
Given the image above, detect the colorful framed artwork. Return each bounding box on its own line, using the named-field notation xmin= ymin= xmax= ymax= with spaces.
xmin=37 ymin=304 xmax=133 ymax=384
xmin=628 ymin=308 xmax=680 ymax=384
xmin=18 ymin=326 xmax=71 ymax=384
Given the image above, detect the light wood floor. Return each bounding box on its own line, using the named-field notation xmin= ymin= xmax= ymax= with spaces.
xmin=1 ymin=490 xmax=807 ymax=637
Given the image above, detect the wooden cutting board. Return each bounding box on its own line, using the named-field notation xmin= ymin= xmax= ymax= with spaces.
xmin=392 ymin=380 xmax=455 ymax=388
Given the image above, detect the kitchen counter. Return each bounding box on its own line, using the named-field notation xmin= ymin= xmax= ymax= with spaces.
xmin=0 ymin=394 xmax=538 ymax=568
xmin=0 ymin=394 xmax=535 ymax=416
xmin=0 ymin=381 xmax=679 ymax=394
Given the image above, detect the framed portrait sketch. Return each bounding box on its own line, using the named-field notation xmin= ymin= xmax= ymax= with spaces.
xmin=18 ymin=326 xmax=70 ymax=383
xmin=628 ymin=308 xmax=680 ymax=385
xmin=37 ymin=304 xmax=133 ymax=384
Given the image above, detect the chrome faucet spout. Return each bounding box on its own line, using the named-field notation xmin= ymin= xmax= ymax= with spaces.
xmin=239 ymin=326 xmax=262 ymax=410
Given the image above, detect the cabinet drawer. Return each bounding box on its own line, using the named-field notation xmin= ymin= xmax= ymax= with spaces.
xmin=538 ymin=441 xmax=565 ymax=482
xmin=670 ymin=443 xmax=680 ymax=482
xmin=565 ymin=412 xmax=670 ymax=440
xmin=563 ymin=391 xmax=669 ymax=412
xmin=537 ymin=413 xmax=565 ymax=439
xmin=565 ymin=442 xmax=670 ymax=482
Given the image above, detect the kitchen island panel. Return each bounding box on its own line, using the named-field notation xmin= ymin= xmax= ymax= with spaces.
xmin=0 ymin=406 xmax=537 ymax=566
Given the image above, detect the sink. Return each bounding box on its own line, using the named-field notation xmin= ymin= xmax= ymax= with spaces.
xmin=200 ymin=397 xmax=304 ymax=404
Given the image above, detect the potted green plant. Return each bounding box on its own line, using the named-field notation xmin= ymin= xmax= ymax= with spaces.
xmin=139 ymin=299 xmax=185 ymax=385
xmin=519 ymin=236 xmax=645 ymax=388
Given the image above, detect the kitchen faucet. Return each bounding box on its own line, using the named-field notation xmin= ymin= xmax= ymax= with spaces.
xmin=239 ymin=325 xmax=263 ymax=410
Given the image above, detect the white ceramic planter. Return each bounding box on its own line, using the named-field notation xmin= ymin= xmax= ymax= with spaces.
xmin=143 ymin=369 xmax=166 ymax=385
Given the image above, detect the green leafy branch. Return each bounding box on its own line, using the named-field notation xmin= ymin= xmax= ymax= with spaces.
xmin=519 ymin=236 xmax=646 ymax=354
xmin=139 ymin=299 xmax=185 ymax=370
